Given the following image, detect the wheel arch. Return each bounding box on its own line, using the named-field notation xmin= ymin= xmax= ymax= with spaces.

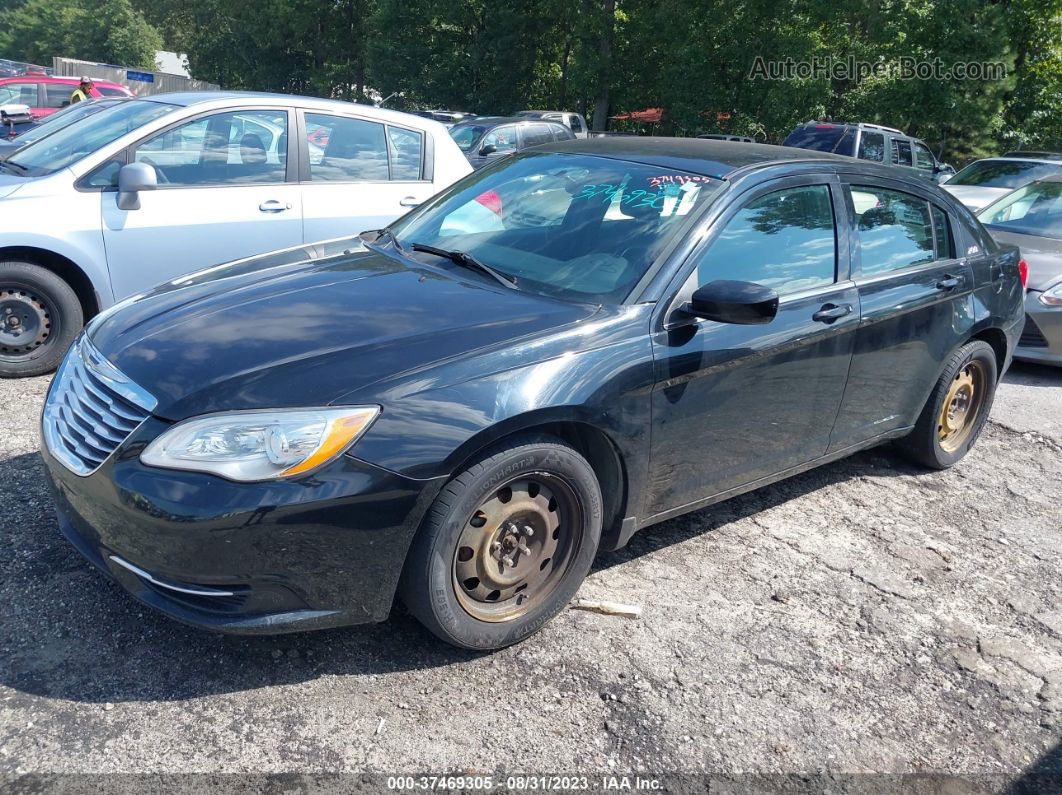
xmin=0 ymin=246 xmax=100 ymax=321
xmin=969 ymin=326 xmax=1007 ymax=380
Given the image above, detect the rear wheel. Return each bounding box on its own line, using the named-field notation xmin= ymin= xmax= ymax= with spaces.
xmin=898 ymin=340 xmax=997 ymax=469
xmin=399 ymin=436 xmax=602 ymax=650
xmin=0 ymin=261 xmax=82 ymax=378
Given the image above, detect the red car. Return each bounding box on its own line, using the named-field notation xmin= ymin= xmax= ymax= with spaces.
xmin=0 ymin=75 xmax=134 ymax=119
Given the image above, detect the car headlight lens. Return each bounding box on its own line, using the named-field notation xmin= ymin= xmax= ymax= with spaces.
xmin=1039 ymin=281 xmax=1062 ymax=307
xmin=140 ymin=407 xmax=379 ymax=481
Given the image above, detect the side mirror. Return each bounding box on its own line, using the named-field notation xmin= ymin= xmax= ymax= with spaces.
xmin=479 ymin=143 xmax=497 ymax=156
xmin=683 ymin=280 xmax=779 ymax=325
xmin=116 ymin=162 xmax=157 ymax=211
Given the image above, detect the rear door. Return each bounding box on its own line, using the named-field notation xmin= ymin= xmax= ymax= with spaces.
xmin=299 ymin=111 xmax=433 ymax=241
xmin=645 ymin=175 xmax=859 ymax=516
xmin=828 ymin=178 xmax=974 ymax=450
xmin=102 ymin=107 xmax=303 ymax=298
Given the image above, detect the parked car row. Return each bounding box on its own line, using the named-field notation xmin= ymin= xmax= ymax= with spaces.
xmin=0 ymin=74 xmax=134 ymax=118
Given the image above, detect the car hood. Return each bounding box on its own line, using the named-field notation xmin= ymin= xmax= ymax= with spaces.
xmin=0 ymin=171 xmax=28 ymax=197
xmin=88 ymin=239 xmax=599 ymax=420
xmin=984 ymin=228 xmax=1062 ymax=291
xmin=941 ymin=184 xmax=1009 ymax=211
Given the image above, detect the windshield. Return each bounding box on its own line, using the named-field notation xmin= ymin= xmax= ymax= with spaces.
xmin=783 ymin=125 xmax=855 ymax=156
xmin=978 ymin=180 xmax=1062 ymax=239
xmin=6 ymin=99 xmax=177 ymax=176
xmin=390 ymin=152 xmax=723 ymax=304
xmin=449 ymin=125 xmax=488 ymax=152
xmin=14 ymin=99 xmax=121 ymax=146
xmin=948 ymin=159 xmax=1062 ymax=189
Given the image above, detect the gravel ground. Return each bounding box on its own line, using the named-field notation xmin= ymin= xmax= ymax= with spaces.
xmin=1 ymin=361 xmax=1060 ymax=787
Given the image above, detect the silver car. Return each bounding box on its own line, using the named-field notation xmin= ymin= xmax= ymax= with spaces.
xmin=944 ymin=153 xmax=1062 ymax=212
xmin=978 ymin=175 xmax=1062 ymax=365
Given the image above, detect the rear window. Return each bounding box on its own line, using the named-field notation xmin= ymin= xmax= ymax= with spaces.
xmin=948 ymin=160 xmax=1062 ymax=189
xmin=783 ymin=125 xmax=855 ymax=156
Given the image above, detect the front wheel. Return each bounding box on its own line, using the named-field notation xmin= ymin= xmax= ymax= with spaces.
xmin=399 ymin=436 xmax=602 ymax=650
xmin=898 ymin=340 xmax=997 ymax=469
xmin=0 ymin=261 xmax=83 ymax=378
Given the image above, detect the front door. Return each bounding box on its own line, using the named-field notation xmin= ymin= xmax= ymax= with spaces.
xmin=300 ymin=111 xmax=435 ymax=243
xmin=646 ymin=177 xmax=859 ymax=517
xmin=102 ymin=108 xmax=303 ymax=299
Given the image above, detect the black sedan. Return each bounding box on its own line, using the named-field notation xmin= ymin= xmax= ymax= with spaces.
xmin=41 ymin=139 xmax=1025 ymax=650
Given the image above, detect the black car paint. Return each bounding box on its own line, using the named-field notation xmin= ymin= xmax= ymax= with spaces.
xmin=42 ymin=140 xmax=1024 ymax=634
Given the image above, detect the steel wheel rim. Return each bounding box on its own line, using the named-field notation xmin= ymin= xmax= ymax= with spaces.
xmin=938 ymin=360 xmax=986 ymax=453
xmin=0 ymin=286 xmax=55 ymax=360
xmin=452 ymin=473 xmax=583 ymax=623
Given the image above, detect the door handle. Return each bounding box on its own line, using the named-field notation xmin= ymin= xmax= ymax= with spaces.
xmin=259 ymin=200 xmax=291 ymax=213
xmin=936 ymin=274 xmax=961 ymax=290
xmin=812 ymin=303 xmax=853 ymax=323
xmin=399 ymin=196 xmax=421 ymax=208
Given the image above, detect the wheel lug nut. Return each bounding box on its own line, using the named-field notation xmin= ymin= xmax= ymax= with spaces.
xmin=517 ymin=542 xmax=531 ymax=556
xmin=502 ymin=555 xmax=514 ymax=568
xmin=520 ymin=525 xmax=534 ymax=537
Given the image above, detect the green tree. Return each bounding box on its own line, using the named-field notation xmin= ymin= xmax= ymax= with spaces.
xmin=1 ymin=0 xmax=162 ymax=69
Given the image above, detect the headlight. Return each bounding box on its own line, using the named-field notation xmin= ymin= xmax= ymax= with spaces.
xmin=1039 ymin=281 xmax=1062 ymax=307
xmin=140 ymin=407 xmax=379 ymax=481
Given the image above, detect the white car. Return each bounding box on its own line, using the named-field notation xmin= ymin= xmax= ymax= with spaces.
xmin=0 ymin=92 xmax=472 ymax=376
xmin=941 ymin=153 xmax=1062 ymax=211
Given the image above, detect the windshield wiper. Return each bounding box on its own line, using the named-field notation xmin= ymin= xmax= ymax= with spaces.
xmin=410 ymin=242 xmax=518 ymax=289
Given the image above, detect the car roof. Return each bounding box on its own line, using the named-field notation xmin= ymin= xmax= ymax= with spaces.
xmin=532 ymin=137 xmax=858 ymax=179
xmin=975 ymin=155 xmax=1062 ymax=167
xmin=137 ymin=91 xmax=444 ymax=129
xmin=451 ymin=115 xmax=569 ymax=129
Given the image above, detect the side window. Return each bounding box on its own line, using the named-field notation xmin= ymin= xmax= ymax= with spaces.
xmin=306 ymin=112 xmax=388 ymax=181
xmin=482 ymin=126 xmax=517 ymax=154
xmin=913 ymin=142 xmax=935 ymax=171
xmin=858 ymin=131 xmax=885 ymax=163
xmin=44 ymin=84 xmax=73 ymax=109
xmin=695 ymin=185 xmax=837 ymax=294
xmin=96 ymin=86 xmax=129 ymax=97
xmin=931 ymin=205 xmax=954 ymax=258
xmin=386 ymin=126 xmax=424 ymax=180
xmin=848 ymin=185 xmax=935 ymax=275
xmin=132 ymin=110 xmax=287 ymax=186
xmin=0 ymin=82 xmax=36 ymax=105
xmin=551 ymin=124 xmax=574 ymax=141
xmin=570 ymin=116 xmax=584 ymax=134
xmin=891 ymin=139 xmax=913 ymax=167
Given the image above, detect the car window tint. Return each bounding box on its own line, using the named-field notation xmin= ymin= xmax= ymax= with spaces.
xmin=914 ymin=142 xmax=935 ymax=170
xmin=523 ymin=124 xmax=554 ymax=148
xmin=0 ymin=82 xmax=36 ymax=105
xmin=783 ymin=125 xmax=854 ymax=155
xmin=570 ymin=116 xmax=584 ymax=134
xmin=44 ymin=83 xmax=73 ymax=108
xmin=891 ymin=139 xmax=913 ymax=166
xmin=132 ymin=110 xmax=287 ymax=186
xmin=931 ymin=205 xmax=954 ymax=258
xmin=696 ymin=185 xmax=837 ymax=294
xmin=387 ymin=126 xmax=423 ymax=180
xmin=482 ymin=126 xmax=517 ymax=154
xmin=858 ymin=131 xmax=885 ymax=163
xmin=306 ymin=113 xmax=388 ymax=181
xmin=849 ymin=185 xmax=935 ymax=274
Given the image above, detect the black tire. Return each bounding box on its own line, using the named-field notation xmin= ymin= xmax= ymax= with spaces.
xmin=0 ymin=261 xmax=83 ymax=378
xmin=898 ymin=340 xmax=997 ymax=469
xmin=399 ymin=435 xmax=603 ymax=650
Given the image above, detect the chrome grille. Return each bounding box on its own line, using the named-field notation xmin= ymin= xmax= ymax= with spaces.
xmin=42 ymin=336 xmax=157 ymax=475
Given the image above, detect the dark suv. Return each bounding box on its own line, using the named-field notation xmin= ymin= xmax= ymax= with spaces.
xmin=448 ymin=116 xmax=575 ymax=169
xmin=783 ymin=121 xmax=954 ymax=183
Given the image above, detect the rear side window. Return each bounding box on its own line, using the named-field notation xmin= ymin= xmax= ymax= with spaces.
xmin=849 ymin=185 xmax=936 ymax=275
xmin=931 ymin=205 xmax=953 ymax=258
xmin=306 ymin=113 xmax=389 ymax=181
xmin=522 ymin=124 xmax=554 ymax=148
xmin=783 ymin=125 xmax=855 ymax=156
xmin=696 ymin=184 xmax=837 ymax=294
xmin=570 ymin=116 xmax=584 ymax=134
xmin=386 ymin=126 xmax=423 ymax=180
xmin=858 ymin=132 xmax=885 ymax=163
xmin=914 ymin=142 xmax=935 ymax=170
xmin=891 ymin=139 xmax=913 ymax=166
xmin=43 ymin=84 xmax=72 ymax=109
xmin=0 ymin=82 xmax=36 ymax=105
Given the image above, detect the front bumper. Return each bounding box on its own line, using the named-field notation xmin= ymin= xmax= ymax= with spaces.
xmin=42 ymin=416 xmax=444 ymax=634
xmin=1015 ymin=291 xmax=1062 ymax=366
